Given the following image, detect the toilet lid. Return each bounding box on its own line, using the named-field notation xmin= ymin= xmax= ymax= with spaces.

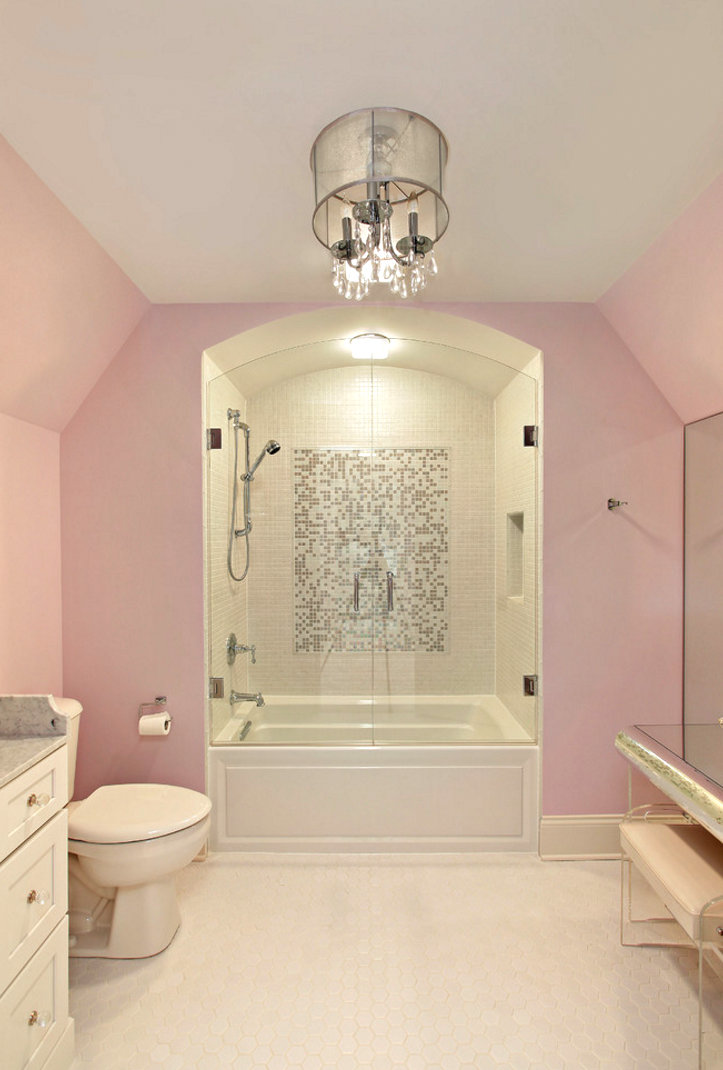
xmin=68 ymin=784 xmax=211 ymax=844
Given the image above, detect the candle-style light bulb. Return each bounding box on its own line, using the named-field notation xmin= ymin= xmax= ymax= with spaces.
xmin=407 ymin=195 xmax=419 ymax=246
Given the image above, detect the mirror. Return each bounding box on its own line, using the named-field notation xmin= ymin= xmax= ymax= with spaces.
xmin=680 ymin=409 xmax=723 ymax=784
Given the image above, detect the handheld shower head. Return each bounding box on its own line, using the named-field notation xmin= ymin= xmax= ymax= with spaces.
xmin=246 ymin=440 xmax=281 ymax=479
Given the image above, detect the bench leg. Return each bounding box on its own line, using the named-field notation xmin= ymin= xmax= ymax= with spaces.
xmin=699 ymin=943 xmax=723 ymax=1069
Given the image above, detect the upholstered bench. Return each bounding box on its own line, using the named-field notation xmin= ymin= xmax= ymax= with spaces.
xmin=620 ymin=808 xmax=723 ymax=1069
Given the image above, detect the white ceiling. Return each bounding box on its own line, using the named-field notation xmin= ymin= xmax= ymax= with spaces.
xmin=2 ymin=0 xmax=722 ymax=304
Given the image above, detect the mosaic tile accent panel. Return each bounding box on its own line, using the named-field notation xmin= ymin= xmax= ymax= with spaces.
xmin=294 ymin=448 xmax=448 ymax=653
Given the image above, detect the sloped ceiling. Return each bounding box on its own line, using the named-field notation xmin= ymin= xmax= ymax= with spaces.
xmin=599 ymin=173 xmax=723 ymax=424
xmin=0 ymin=136 xmax=148 ymax=431
xmin=2 ymin=1 xmax=723 ymax=430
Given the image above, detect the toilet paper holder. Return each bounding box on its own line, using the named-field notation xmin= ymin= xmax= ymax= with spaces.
xmin=138 ymin=696 xmax=172 ymax=723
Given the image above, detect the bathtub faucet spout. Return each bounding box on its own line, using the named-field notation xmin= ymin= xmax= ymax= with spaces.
xmin=230 ymin=690 xmax=265 ymax=707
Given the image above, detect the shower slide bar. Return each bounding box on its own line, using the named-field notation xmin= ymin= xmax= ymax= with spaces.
xmin=351 ymin=571 xmax=396 ymax=612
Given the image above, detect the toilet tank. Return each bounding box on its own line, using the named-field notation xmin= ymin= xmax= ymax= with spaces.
xmin=51 ymin=696 xmax=82 ymax=799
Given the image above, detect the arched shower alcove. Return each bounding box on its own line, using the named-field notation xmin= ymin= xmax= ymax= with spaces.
xmin=203 ymin=308 xmax=542 ymax=851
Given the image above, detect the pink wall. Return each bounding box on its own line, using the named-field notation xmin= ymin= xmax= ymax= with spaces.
xmin=0 ymin=135 xmax=149 ymax=432
xmin=60 ymin=304 xmax=309 ymax=798
xmin=1 ymin=131 xmax=708 ymax=817
xmin=432 ymin=304 xmax=683 ymax=814
xmin=60 ymin=301 xmax=683 ymax=815
xmin=0 ymin=134 xmax=147 ymax=735
xmin=599 ymin=172 xmax=723 ymax=425
xmin=0 ymin=413 xmax=63 ymax=694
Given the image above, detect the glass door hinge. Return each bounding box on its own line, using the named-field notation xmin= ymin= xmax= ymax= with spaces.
xmin=206 ymin=428 xmax=222 ymax=450
xmin=209 ymin=677 xmax=225 ymax=699
xmin=523 ymin=674 xmax=538 ymax=697
xmin=523 ymin=426 xmax=538 ymax=447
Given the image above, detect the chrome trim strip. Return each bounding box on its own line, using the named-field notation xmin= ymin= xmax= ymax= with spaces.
xmin=616 ymin=726 xmax=723 ymax=844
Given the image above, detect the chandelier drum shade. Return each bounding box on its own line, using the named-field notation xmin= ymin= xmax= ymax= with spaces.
xmin=310 ymin=108 xmax=449 ymax=301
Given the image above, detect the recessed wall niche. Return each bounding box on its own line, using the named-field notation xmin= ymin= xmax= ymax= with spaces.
xmin=506 ymin=512 xmax=524 ymax=598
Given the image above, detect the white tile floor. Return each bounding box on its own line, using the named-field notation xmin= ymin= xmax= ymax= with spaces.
xmin=69 ymin=854 xmax=703 ymax=1069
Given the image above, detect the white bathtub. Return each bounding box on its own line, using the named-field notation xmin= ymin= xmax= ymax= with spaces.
xmin=209 ymin=695 xmax=539 ymax=852
xmin=213 ymin=693 xmax=532 ymax=745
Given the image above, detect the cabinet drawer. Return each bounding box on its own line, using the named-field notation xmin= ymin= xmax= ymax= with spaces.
xmin=1 ymin=919 xmax=69 ymax=1070
xmin=0 ymin=750 xmax=68 ymax=864
xmin=0 ymin=812 xmax=68 ymax=994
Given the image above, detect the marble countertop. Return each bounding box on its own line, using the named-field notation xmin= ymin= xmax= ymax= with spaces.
xmin=616 ymin=724 xmax=723 ymax=845
xmin=0 ymin=694 xmax=68 ymax=789
xmin=0 ymin=734 xmax=66 ymax=789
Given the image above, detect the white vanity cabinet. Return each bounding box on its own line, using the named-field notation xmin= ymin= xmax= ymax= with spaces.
xmin=0 ymin=745 xmax=74 ymax=1070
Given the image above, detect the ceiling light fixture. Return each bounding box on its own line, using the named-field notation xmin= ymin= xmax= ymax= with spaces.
xmin=310 ymin=108 xmax=449 ymax=301
xmin=349 ymin=333 xmax=390 ymax=360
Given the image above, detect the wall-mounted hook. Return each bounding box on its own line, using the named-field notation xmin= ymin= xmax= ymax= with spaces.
xmin=607 ymin=498 xmax=629 ymax=511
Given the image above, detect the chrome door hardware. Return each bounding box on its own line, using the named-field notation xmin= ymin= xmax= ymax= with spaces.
xmin=386 ymin=570 xmax=395 ymax=612
xmin=523 ymin=674 xmax=538 ymax=697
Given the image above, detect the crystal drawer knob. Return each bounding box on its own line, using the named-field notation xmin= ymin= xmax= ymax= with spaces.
xmin=27 ymin=1009 xmax=51 ymax=1028
xmin=27 ymin=889 xmax=50 ymax=905
xmin=26 ymin=792 xmax=50 ymax=808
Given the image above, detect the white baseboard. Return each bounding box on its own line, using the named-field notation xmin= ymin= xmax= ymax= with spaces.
xmin=539 ymin=814 xmax=623 ymax=860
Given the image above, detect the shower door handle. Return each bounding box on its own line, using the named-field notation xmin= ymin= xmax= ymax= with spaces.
xmin=353 ymin=572 xmax=360 ymax=613
xmin=386 ymin=570 xmax=394 ymax=612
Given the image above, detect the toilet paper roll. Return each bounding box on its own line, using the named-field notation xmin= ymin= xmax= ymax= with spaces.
xmin=138 ymin=712 xmax=172 ymax=736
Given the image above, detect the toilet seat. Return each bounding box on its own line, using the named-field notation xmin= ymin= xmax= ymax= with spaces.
xmin=68 ymin=783 xmax=211 ymax=844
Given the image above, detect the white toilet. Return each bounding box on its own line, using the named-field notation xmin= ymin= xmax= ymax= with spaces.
xmin=54 ymin=697 xmax=211 ymax=959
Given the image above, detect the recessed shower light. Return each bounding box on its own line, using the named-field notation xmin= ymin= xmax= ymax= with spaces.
xmin=349 ymin=333 xmax=390 ymax=360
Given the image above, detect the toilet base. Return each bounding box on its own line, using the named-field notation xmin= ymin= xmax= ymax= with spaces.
xmin=69 ymin=875 xmax=181 ymax=959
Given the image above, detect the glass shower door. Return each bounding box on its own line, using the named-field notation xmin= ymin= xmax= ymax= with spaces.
xmin=368 ymin=353 xmax=452 ymax=745
xmin=369 ymin=346 xmax=539 ymax=746
xmin=207 ymin=339 xmax=538 ymax=748
xmin=286 ymin=347 xmax=378 ymax=742
xmin=295 ymin=438 xmax=376 ymax=742
xmin=207 ymin=342 xmax=378 ymax=746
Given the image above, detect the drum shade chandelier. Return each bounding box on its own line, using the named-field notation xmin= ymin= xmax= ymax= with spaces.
xmin=310 ymin=108 xmax=449 ymax=301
